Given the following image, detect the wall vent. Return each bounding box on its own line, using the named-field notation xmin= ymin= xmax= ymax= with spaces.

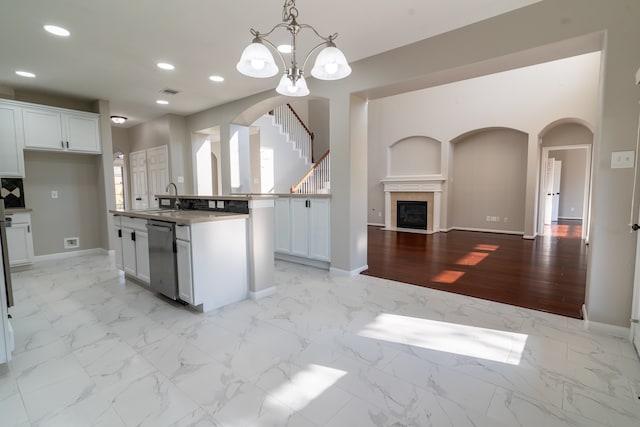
xmin=64 ymin=237 xmax=80 ymax=249
xmin=160 ymin=88 xmax=180 ymax=95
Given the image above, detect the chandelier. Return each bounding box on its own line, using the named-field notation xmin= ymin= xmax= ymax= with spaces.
xmin=236 ymin=0 xmax=351 ymax=97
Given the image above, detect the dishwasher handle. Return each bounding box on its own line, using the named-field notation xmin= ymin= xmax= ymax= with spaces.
xmin=146 ymin=223 xmax=174 ymax=233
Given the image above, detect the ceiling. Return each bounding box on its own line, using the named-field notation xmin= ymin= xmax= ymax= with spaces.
xmin=0 ymin=0 xmax=541 ymax=127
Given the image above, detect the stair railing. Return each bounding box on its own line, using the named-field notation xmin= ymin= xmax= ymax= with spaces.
xmin=271 ymin=104 xmax=315 ymax=164
xmin=291 ymin=150 xmax=330 ymax=194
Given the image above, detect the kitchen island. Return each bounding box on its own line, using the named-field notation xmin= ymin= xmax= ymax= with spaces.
xmin=109 ymin=194 xmax=276 ymax=312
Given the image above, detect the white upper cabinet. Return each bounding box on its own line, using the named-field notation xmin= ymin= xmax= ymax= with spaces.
xmin=23 ymin=105 xmax=101 ymax=154
xmin=0 ymin=103 xmax=25 ymax=177
xmin=63 ymin=112 xmax=101 ymax=153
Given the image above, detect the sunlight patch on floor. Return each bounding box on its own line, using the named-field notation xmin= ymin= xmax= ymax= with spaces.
xmin=432 ymin=270 xmax=465 ymax=283
xmin=455 ymin=251 xmax=490 ymax=266
xmin=358 ymin=313 xmax=527 ymax=365
xmin=265 ymin=364 xmax=347 ymax=411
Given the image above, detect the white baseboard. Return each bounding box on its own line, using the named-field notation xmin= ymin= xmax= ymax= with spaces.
xmin=367 ymin=222 xmax=385 ymax=227
xmin=450 ymin=227 xmax=524 ymax=236
xmin=275 ymin=252 xmax=330 ymax=270
xmin=249 ymin=286 xmax=277 ymax=300
xmin=523 ymin=234 xmax=536 ymax=240
xmin=582 ymin=304 xmax=631 ymax=339
xmin=558 ymin=216 xmax=583 ymax=221
xmin=34 ymin=248 xmax=108 ymax=262
xmin=330 ymin=264 xmax=368 ymax=277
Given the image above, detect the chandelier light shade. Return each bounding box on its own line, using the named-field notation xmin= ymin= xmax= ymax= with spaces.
xmin=237 ymin=0 xmax=351 ymax=97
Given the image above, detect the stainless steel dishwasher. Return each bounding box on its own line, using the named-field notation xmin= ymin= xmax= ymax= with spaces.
xmin=146 ymin=219 xmax=178 ymax=300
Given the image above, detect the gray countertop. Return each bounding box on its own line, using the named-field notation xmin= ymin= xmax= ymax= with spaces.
xmin=109 ymin=209 xmax=249 ymax=225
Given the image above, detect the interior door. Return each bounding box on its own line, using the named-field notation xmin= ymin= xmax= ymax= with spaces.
xmin=551 ymin=160 xmax=562 ymax=222
xmin=544 ymin=158 xmax=555 ymax=225
xmin=130 ymin=150 xmax=148 ymax=209
xmin=147 ymin=145 xmax=170 ymax=208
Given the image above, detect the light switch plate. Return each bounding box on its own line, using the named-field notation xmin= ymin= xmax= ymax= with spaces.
xmin=161 ymin=199 xmax=170 ymax=206
xmin=208 ymin=200 xmax=216 ymax=208
xmin=51 ymin=190 xmax=58 ymax=199
xmin=177 ymin=176 xmax=184 ymax=183
xmin=611 ymin=150 xmax=635 ymax=169
xmin=216 ymin=200 xmax=225 ymax=209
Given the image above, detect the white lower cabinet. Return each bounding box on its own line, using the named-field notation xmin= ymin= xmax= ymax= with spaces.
xmin=176 ymin=219 xmax=248 ymax=311
xmin=6 ymin=212 xmax=34 ymax=267
xmin=275 ymin=197 xmax=330 ymax=262
xmin=114 ymin=215 xmax=150 ymax=284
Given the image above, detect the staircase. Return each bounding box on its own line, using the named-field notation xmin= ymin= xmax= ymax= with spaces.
xmin=270 ymin=103 xmax=330 ymax=194
xmin=291 ymin=150 xmax=331 ymax=194
xmin=271 ymin=104 xmax=314 ymax=164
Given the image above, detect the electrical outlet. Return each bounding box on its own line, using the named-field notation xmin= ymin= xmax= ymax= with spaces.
xmin=51 ymin=190 xmax=58 ymax=199
xmin=378 ymin=212 xmax=382 ymax=217
xmin=504 ymin=217 xmax=509 ymax=223
xmin=208 ymin=200 xmax=216 ymax=208
xmin=486 ymin=216 xmax=491 ymax=222
xmin=216 ymin=200 xmax=225 ymax=209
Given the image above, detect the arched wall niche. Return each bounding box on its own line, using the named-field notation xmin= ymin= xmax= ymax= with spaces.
xmin=539 ymin=117 xmax=594 ymax=140
xmin=387 ymin=135 xmax=442 ymax=177
xmin=449 ymin=127 xmax=529 ymax=233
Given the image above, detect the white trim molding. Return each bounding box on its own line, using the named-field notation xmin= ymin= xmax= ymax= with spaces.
xmin=34 ymin=248 xmax=108 ymax=263
xmin=249 ymin=286 xmax=277 ymax=300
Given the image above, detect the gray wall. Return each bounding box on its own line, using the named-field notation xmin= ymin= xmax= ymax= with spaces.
xmin=23 ymin=151 xmax=101 ymax=256
xmin=451 ymin=129 xmax=528 ymax=231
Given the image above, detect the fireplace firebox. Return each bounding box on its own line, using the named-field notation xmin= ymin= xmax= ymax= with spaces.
xmin=397 ymin=201 xmax=428 ymax=229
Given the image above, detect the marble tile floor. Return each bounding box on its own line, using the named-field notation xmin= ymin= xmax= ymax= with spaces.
xmin=1 ymin=253 xmax=640 ymax=427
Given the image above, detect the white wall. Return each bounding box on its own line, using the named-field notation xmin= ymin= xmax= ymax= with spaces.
xmin=252 ymin=115 xmax=310 ymax=194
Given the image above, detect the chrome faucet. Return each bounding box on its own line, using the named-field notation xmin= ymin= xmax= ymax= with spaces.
xmin=166 ymin=182 xmax=180 ymax=209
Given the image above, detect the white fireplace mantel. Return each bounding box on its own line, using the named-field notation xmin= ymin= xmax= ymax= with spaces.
xmin=382 ymin=175 xmax=445 ymax=233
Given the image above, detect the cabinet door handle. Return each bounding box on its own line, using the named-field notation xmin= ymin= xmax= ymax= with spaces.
xmin=66 ymin=141 xmax=69 ymax=148
xmin=27 ymin=225 xmax=30 ymax=233
xmin=131 ymin=231 xmax=136 ymax=242
xmin=61 ymin=140 xmax=64 ymax=148
xmin=118 ymin=229 xmax=122 ymax=238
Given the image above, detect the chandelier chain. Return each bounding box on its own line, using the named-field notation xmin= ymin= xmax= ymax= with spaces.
xmin=282 ymin=0 xmax=299 ymax=22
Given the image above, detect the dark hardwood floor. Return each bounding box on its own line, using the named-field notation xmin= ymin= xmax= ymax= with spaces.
xmin=362 ymin=220 xmax=588 ymax=318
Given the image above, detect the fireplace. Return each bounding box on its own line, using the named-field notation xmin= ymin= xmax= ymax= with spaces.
xmin=381 ymin=176 xmax=445 ymax=234
xmin=397 ymin=201 xmax=427 ymax=229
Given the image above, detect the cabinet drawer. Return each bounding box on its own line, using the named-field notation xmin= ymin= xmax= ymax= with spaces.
xmin=175 ymin=224 xmax=190 ymax=241
xmin=121 ymin=216 xmax=148 ymax=231
xmin=5 ymin=212 xmax=31 ymax=224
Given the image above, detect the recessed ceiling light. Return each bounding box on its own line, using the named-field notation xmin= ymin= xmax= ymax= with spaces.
xmin=157 ymin=62 xmax=175 ymax=70
xmin=209 ymin=75 xmax=224 ymax=82
xmin=15 ymin=70 xmax=36 ymax=78
xmin=156 ymin=100 xmax=169 ymax=105
xmin=44 ymin=25 xmax=70 ymax=37
xmin=278 ymin=44 xmax=292 ymax=53
xmin=110 ymin=115 xmax=127 ymax=124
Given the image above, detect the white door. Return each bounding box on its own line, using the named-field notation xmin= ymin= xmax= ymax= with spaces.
xmin=544 ymin=158 xmax=555 ymax=225
xmin=130 ymin=150 xmax=148 ymax=209
xmin=551 ymin=160 xmax=562 ymax=222
xmin=147 ymin=145 xmax=170 ymax=208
